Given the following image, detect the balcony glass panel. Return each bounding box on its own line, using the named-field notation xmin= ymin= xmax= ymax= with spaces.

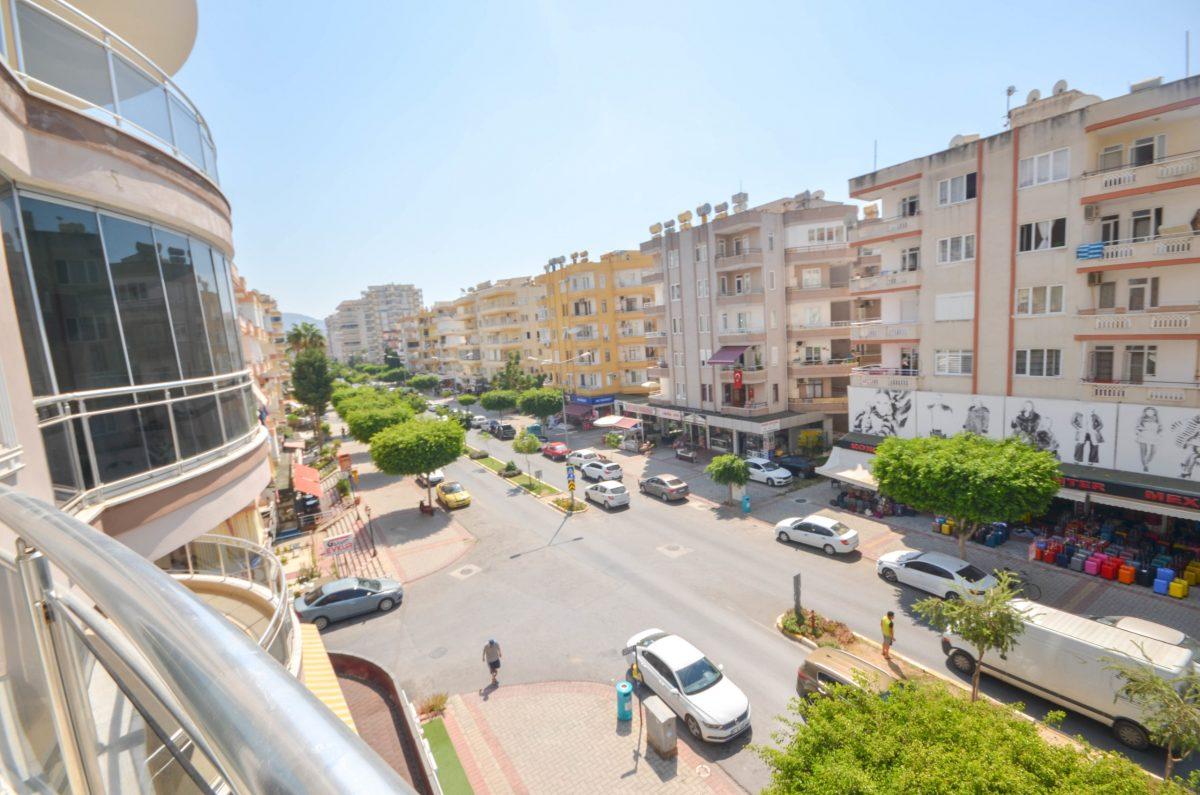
xmin=17 ymin=3 xmax=114 ymax=110
xmin=89 ymin=405 xmax=176 ymax=483
xmin=213 ymin=252 xmax=243 ymax=369
xmin=112 ymin=54 xmax=172 ymax=143
xmin=101 ymin=215 xmax=181 ymax=384
xmin=155 ymin=229 xmax=214 ymax=379
xmin=190 ymin=241 xmax=234 ymax=374
xmin=0 ymin=191 xmax=52 ymax=395
xmin=219 ymin=386 xmax=252 ymax=440
xmin=173 ymin=395 xmax=225 ymax=457
xmin=168 ymin=94 xmax=206 ymax=167
xmin=41 ymin=419 xmax=83 ymax=502
xmin=21 ymin=197 xmax=130 ymax=392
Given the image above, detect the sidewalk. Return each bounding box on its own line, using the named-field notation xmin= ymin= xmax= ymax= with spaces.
xmin=442 ymin=681 xmax=744 ymax=794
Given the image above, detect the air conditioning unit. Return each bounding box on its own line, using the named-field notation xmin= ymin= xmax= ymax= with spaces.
xmin=1087 ymin=272 xmax=1104 ymax=286
xmin=1083 ymin=204 xmax=1100 ymax=222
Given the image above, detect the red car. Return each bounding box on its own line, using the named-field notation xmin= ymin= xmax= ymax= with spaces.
xmin=542 ymin=442 xmax=570 ymax=460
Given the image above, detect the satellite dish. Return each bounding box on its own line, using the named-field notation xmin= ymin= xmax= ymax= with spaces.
xmin=696 ymin=202 xmax=712 ymax=216
xmin=1052 ymin=79 xmax=1068 ymax=95
xmin=649 ymin=222 xmax=663 ymax=235
xmin=1026 ymin=88 xmax=1041 ymax=103
xmin=813 ymin=190 xmax=825 ymax=200
xmin=663 ymin=219 xmax=676 ymax=229
xmin=677 ymin=210 xmax=693 ymax=223
xmin=950 ymin=134 xmax=965 ymax=148
xmin=714 ymin=202 xmax=729 ymax=214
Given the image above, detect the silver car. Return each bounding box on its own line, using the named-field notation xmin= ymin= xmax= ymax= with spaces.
xmin=293 ymin=577 xmax=404 ymax=630
xmin=638 ymin=474 xmax=690 ymax=501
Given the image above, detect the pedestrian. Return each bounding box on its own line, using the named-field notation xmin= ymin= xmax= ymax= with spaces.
xmin=482 ymin=639 xmax=502 ymax=685
xmin=881 ymin=611 xmax=895 ymax=661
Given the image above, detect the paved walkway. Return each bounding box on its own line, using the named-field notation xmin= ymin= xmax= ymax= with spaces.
xmin=442 ymin=681 xmax=744 ymax=794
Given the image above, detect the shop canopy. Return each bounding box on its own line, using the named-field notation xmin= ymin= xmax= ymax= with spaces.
xmin=564 ymin=403 xmax=593 ymax=418
xmin=593 ymin=415 xmax=640 ymax=430
xmin=816 ymin=446 xmax=878 ymax=491
xmin=292 ymin=463 xmax=323 ymax=498
xmin=706 ymin=346 xmax=748 ymax=365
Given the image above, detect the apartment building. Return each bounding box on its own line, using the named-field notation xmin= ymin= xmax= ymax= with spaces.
xmin=537 ymin=250 xmax=662 ymax=417
xmin=326 ymin=297 xmax=380 ymax=363
xmin=842 ymin=75 xmax=1200 ymax=524
xmin=634 ymin=194 xmax=858 ymax=455
xmin=234 ymin=267 xmax=288 ymax=461
xmin=364 ymin=281 xmax=423 ymax=338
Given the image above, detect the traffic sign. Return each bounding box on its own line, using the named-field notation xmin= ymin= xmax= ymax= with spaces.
xmin=565 ymin=465 xmax=575 ymax=481
xmin=568 ymin=481 xmax=576 ymax=491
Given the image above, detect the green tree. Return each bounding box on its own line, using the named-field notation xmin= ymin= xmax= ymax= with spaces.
xmin=384 ymin=348 xmax=402 ymax=369
xmin=872 ymin=434 xmax=1060 ymax=560
xmin=517 ymin=387 xmax=563 ymax=425
xmin=913 ymin=569 xmax=1027 ymax=701
xmin=456 ymin=394 xmax=477 ymax=407
xmin=291 ymin=348 xmax=334 ymax=445
xmin=512 ymin=432 xmax=542 ymax=477
xmin=344 ymin=404 xmax=413 ymax=444
xmin=369 ymin=418 xmax=465 ymax=506
xmin=408 ymin=374 xmax=440 ymax=393
xmin=705 ymin=454 xmax=749 ymax=505
xmin=380 ymin=367 xmax=408 ymax=383
xmin=1107 ymin=658 xmax=1200 ymax=780
xmin=758 ymin=677 xmax=1183 ymax=794
xmin=286 ymin=322 xmax=325 ymax=354
xmin=480 ymin=389 xmax=518 ymax=420
xmin=491 ymin=352 xmax=535 ymax=391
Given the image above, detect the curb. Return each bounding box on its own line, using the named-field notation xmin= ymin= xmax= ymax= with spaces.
xmin=463 ymin=448 xmax=562 ymax=499
xmin=774 ymin=612 xmax=819 ymax=650
xmin=546 ymin=496 xmax=589 ymax=515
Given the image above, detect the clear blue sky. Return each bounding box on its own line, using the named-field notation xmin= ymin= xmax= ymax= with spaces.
xmin=176 ymin=1 xmax=1197 ymax=319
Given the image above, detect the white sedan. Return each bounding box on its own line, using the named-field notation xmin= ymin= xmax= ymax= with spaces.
xmin=584 ymin=481 xmax=629 ymax=509
xmin=624 ymin=629 xmax=750 ymax=742
xmin=774 ymin=514 xmax=859 ymax=555
xmin=876 ymin=550 xmax=998 ymax=600
xmin=745 ymin=457 xmax=793 ymax=487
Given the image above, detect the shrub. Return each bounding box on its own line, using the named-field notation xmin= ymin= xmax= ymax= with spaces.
xmin=552 ymin=496 xmax=587 ymax=513
xmin=335 ymin=479 xmax=350 ymax=497
xmin=781 ymin=608 xmax=855 ymax=647
xmin=418 ymin=692 xmax=449 ymax=718
xmin=501 ymin=460 xmax=520 ymax=477
xmin=440 ymin=389 xmax=452 ymax=398
xmin=604 ymin=432 xmax=622 ymax=449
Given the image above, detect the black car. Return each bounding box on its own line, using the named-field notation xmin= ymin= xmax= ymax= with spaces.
xmin=493 ymin=423 xmax=516 ymax=440
xmin=772 ymin=455 xmax=816 ymax=478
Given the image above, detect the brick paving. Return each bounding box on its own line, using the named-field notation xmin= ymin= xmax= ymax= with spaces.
xmin=338 ymin=674 xmax=423 ymax=788
xmin=442 ymin=681 xmax=744 ymax=794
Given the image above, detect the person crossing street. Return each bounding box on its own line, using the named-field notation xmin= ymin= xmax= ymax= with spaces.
xmin=482 ymin=639 xmax=502 ymax=685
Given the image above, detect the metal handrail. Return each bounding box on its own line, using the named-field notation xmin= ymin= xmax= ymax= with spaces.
xmin=0 ymin=485 xmax=414 ymax=794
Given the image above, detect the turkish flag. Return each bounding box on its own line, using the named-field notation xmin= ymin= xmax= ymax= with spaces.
xmin=733 ymin=369 xmax=743 ymax=388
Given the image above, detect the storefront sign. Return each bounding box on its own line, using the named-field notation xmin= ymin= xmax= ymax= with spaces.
xmin=323 ymin=533 xmax=354 ymax=555
xmin=624 ymin=403 xmax=656 ymax=416
xmin=570 ymin=395 xmax=616 ymax=406
xmin=658 ymin=409 xmax=683 ymax=421
xmin=760 ymin=420 xmax=781 ymax=434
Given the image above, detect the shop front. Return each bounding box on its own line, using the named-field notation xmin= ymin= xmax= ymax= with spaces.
xmin=570 ymin=394 xmax=616 ymax=419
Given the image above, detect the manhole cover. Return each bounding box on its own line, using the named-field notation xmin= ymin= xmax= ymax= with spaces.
xmin=450 ymin=564 xmax=482 ymax=580
xmin=793 ymin=497 xmax=809 ymax=505
xmin=665 ymin=544 xmax=681 ymax=552
xmin=656 ymin=544 xmax=691 ymax=559
xmin=696 ymin=764 xmax=711 ymax=778
xmin=429 ymin=646 xmax=447 ymax=659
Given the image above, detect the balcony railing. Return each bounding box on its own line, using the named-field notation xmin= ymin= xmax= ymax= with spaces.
xmin=642 ymin=271 xmax=664 ymax=283
xmin=718 ymin=326 xmax=766 ymax=337
xmin=1081 ymin=151 xmax=1200 ymax=200
xmin=644 ymin=330 xmax=667 ymax=339
xmin=715 ymin=248 xmax=763 ymax=269
xmin=717 ymin=287 xmax=765 ymax=302
xmin=784 ymin=243 xmax=854 ymax=265
xmin=851 ymin=320 xmax=921 ymax=340
xmin=850 ymin=268 xmax=921 ymax=293
xmin=1081 ymin=379 xmax=1200 ymax=407
xmin=1083 ymin=310 xmax=1198 ymax=333
xmin=0 ymin=486 xmax=414 ymax=794
xmin=1075 ymin=233 xmax=1195 ymax=267
xmin=787 ymin=320 xmax=853 ymax=337
xmin=850 ymin=213 xmax=921 ymax=245
xmin=788 ymin=358 xmax=856 ymax=376
xmin=786 ymin=281 xmax=850 ymax=297
xmin=850 ymin=367 xmax=921 ymax=390
xmin=720 ymin=401 xmax=770 ymax=417
xmin=12 ymin=0 xmax=220 ymax=183
xmin=789 ymin=396 xmax=850 ymax=413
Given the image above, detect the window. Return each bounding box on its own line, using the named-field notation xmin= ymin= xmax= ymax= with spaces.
xmin=936 ymin=172 xmax=977 ymax=205
xmin=1015 ymin=285 xmax=1064 ymax=316
xmin=804 ymin=307 xmax=822 ymax=326
xmin=1098 ymin=281 xmax=1116 ymax=309
xmin=1130 ymin=135 xmax=1166 ymax=167
xmin=697 ymin=278 xmax=708 ymax=298
xmin=1014 ymin=348 xmax=1061 ymax=377
xmin=1130 ymin=208 xmax=1162 ymax=241
xmin=673 ymin=352 xmax=684 ymax=366
xmin=694 ymin=243 xmax=705 ymax=262
xmin=1127 ymin=277 xmax=1159 ymax=311
xmin=733 ymin=237 xmax=744 ymax=255
xmin=767 ymin=232 xmax=775 ymax=251
xmin=806 ymin=225 xmax=844 ymax=244
xmin=717 ymin=239 xmax=726 ymax=257
xmin=803 ymin=345 xmax=822 ymax=364
xmin=1098 ymin=145 xmax=1122 ymax=172
xmin=772 ymin=383 xmax=779 ymax=402
xmin=802 ymin=268 xmax=822 ymax=288
xmin=934 ymin=292 xmax=974 ymax=321
xmin=1018 ymin=218 xmax=1066 ymax=252
xmin=769 ymin=310 xmax=777 ymax=329
xmin=675 ymin=383 xmax=686 ymax=402
xmin=900 ymin=247 xmax=920 ymax=271
xmin=700 ymin=383 xmax=712 ymax=402
xmin=935 ymin=349 xmax=973 ymax=375
xmin=767 ymin=270 xmax=776 ymax=290
xmin=899 ymin=196 xmax=919 ymax=217
xmin=671 ymin=317 xmax=682 ymax=334
xmin=667 ymin=249 xmax=679 ymax=269
xmin=670 ymin=283 xmax=681 ymax=301
xmin=1018 ymin=148 xmax=1070 ymax=188
xmin=770 ymin=346 xmax=779 ymax=366
xmin=936 ymin=235 xmax=975 ymax=264
xmin=698 ymin=315 xmax=709 ymax=333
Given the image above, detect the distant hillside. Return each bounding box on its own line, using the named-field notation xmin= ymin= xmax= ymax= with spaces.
xmin=281 ymin=313 xmax=325 ymax=335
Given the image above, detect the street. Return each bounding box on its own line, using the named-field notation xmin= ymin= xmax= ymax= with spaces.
xmin=324 ymin=416 xmax=1193 ymax=791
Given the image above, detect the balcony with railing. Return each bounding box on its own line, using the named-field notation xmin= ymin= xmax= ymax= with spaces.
xmin=850 ymin=212 xmax=921 ymax=247
xmin=1081 ymin=379 xmax=1200 ymax=407
xmin=720 ymin=401 xmax=771 ymax=417
xmin=718 ymin=364 xmax=767 ymax=383
xmin=1081 ymin=150 xmax=1200 ymax=202
xmin=786 ymin=320 xmax=853 ymax=338
xmin=641 ymin=270 xmax=664 ymax=283
xmin=716 ymin=287 xmax=765 ymax=304
xmin=788 ymin=396 xmax=850 ymax=413
xmin=1079 ymin=309 xmax=1199 ymax=335
xmin=718 ymin=325 xmax=766 ymax=341
xmin=1075 ymin=232 xmax=1196 ymax=269
xmin=714 ymin=247 xmax=763 ymax=270
xmin=850 ymin=367 xmax=921 ymax=390
xmin=850 ymin=319 xmax=921 ymax=341
xmin=787 ymin=357 xmax=856 ymax=377
xmin=784 ymin=242 xmax=855 ymax=265
xmin=648 ymin=361 xmax=669 ymax=377
xmin=644 ymin=329 xmax=667 ymax=339
xmin=850 ymin=268 xmax=922 ymax=293
xmin=786 ymin=279 xmax=850 ymax=300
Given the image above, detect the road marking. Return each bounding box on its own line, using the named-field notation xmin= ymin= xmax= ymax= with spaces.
xmin=449 ymin=564 xmax=482 ymax=580
xmin=656 ymin=543 xmax=692 ymax=559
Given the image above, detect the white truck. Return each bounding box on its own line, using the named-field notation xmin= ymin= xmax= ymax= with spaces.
xmin=940 ymin=599 xmax=1193 ymax=750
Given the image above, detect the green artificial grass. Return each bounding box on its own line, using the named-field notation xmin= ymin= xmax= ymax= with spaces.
xmin=423 ymin=717 xmax=473 ymax=794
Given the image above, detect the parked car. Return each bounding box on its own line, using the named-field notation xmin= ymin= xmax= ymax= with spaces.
xmin=567 ymin=448 xmax=603 ymax=467
xmin=584 ymin=481 xmax=629 ymax=509
xmin=582 ymin=461 xmax=623 ymax=482
xmin=293 ymin=577 xmax=404 ymax=631
xmin=772 ymin=455 xmax=817 ymax=479
xmin=471 ymin=415 xmax=489 ymax=428
xmin=416 ymin=469 xmax=445 ymax=487
xmin=638 ymin=474 xmax=690 ymax=501
xmin=295 ymin=493 xmax=321 ymax=516
xmin=493 ymin=423 xmax=516 ymax=440
xmin=796 ymin=647 xmax=899 ymax=697
xmin=623 ymin=629 xmax=750 ymax=742
xmin=435 ymin=481 xmax=471 ymax=509
xmin=542 ymin=441 xmax=571 ymax=460
xmin=774 ymin=514 xmax=859 ymax=555
xmin=876 ymin=550 xmax=998 ymax=599
xmin=745 ymin=457 xmax=793 ymax=487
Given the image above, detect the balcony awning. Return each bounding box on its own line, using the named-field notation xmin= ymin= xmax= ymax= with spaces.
xmin=706 ymin=346 xmax=748 ymax=365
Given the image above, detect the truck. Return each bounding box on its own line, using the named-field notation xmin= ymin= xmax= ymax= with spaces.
xmin=940 ymin=599 xmax=1193 ymax=750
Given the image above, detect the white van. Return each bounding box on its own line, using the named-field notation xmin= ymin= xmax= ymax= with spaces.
xmin=940 ymin=599 xmax=1193 ymax=750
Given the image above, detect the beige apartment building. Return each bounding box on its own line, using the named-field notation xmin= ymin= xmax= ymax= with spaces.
xmin=841 ymin=74 xmax=1200 ymax=523
xmin=634 ymin=194 xmax=858 ymax=455
xmin=326 ymin=282 xmax=421 ymax=364
xmin=234 ymin=267 xmax=288 ymax=460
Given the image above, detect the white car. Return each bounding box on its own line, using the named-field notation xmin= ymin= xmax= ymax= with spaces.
xmin=745 ymin=457 xmax=792 ymax=487
xmin=775 ymin=514 xmax=860 ymax=555
xmin=567 ymin=448 xmax=603 ymax=467
xmin=876 ymin=550 xmax=998 ymax=600
xmin=470 ymin=415 xmax=488 ymax=428
xmin=416 ymin=469 xmax=445 ymax=487
xmin=581 ymin=461 xmax=623 ymax=482
xmin=584 ymin=480 xmax=629 ymax=509
xmin=624 ymin=629 xmax=750 ymax=742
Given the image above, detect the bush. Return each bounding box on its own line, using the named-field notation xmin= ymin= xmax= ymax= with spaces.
xmin=440 ymin=389 xmax=452 ymax=398
xmin=467 ymin=447 xmax=489 ymax=460
xmin=501 ymin=460 xmax=520 ymax=477
xmin=552 ymin=496 xmax=587 ymax=512
xmin=604 ymin=432 xmax=622 ymax=449
xmin=335 ymin=479 xmax=350 ymax=497
xmin=457 ymin=394 xmax=477 ymax=407
xmin=418 ymin=692 xmax=449 ymax=718
xmin=780 ymin=609 xmax=855 ymax=646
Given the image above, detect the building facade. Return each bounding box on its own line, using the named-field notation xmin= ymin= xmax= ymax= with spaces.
xmin=325 ymin=282 xmax=421 ymax=364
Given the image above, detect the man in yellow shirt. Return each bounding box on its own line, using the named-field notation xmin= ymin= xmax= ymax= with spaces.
xmin=881 ymin=611 xmax=895 ymax=662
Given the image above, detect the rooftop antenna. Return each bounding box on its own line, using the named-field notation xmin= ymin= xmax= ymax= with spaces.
xmin=1005 ymin=85 xmax=1016 ymax=126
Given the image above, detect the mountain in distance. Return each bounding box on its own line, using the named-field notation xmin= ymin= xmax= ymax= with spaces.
xmin=281 ymin=313 xmax=325 ymax=335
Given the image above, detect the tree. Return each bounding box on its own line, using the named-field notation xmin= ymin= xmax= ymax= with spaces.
xmin=384 ymin=348 xmax=402 ymax=369
xmin=491 ymin=352 xmax=535 ymax=391
xmin=706 ymin=454 xmax=749 ymax=505
xmin=480 ymin=389 xmax=518 ymax=420
xmin=913 ymin=569 xmax=1027 ymax=702
xmin=457 ymin=394 xmax=477 ymax=407
xmin=344 ymin=404 xmax=413 ymax=444
xmin=408 ymin=374 xmax=439 ymax=393
xmin=758 ymin=676 xmax=1183 ymax=794
xmin=872 ymin=434 xmax=1060 ymax=560
xmin=512 ymin=432 xmax=541 ymax=477
xmin=1108 ymin=658 xmax=1200 ymax=780
xmin=380 ymin=367 xmax=408 ymax=383
xmin=291 ymin=349 xmax=334 ymax=445
xmin=370 ymin=418 xmax=465 ymax=506
xmin=517 ymin=387 xmax=563 ymax=425
xmin=286 ymin=322 xmax=325 ymax=354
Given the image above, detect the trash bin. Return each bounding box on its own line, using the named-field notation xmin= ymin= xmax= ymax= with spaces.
xmin=643 ymin=695 xmax=677 ymax=758
xmin=616 ymin=680 xmax=632 ymax=722
xmin=742 ymin=494 xmax=751 ymax=514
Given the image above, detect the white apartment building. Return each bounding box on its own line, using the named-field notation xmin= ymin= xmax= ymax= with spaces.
xmin=841 ymin=75 xmax=1200 ymax=524
xmin=364 ymin=282 xmax=423 ymax=344
xmin=325 ymin=297 xmax=380 ymax=363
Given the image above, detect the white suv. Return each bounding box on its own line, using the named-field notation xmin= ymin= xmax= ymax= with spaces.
xmin=567 ymin=448 xmax=603 ymax=467
xmin=582 ymin=461 xmax=623 ymax=482
xmin=745 ymin=457 xmax=792 ymax=487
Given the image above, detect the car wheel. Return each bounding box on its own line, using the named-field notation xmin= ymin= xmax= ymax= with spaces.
xmin=313 ymin=616 xmax=329 ymax=631
xmin=660 ymin=491 xmax=669 ymax=502
xmin=823 ymin=544 xmax=836 ymax=556
xmin=767 ymin=478 xmax=776 ymax=486
xmin=378 ymin=597 xmax=396 ymax=612
xmin=949 ymin=649 xmax=976 ymax=675
xmin=777 ymin=530 xmax=791 ymax=543
xmin=684 ymin=715 xmax=703 ymax=740
xmin=881 ymin=567 xmax=898 ymax=583
xmin=1113 ymin=719 xmax=1151 ymax=751
xmin=944 ymin=592 xmax=961 ymax=601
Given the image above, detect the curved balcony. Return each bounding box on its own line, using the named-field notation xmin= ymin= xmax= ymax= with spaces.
xmin=10 ymin=0 xmax=219 ymax=183
xmin=851 ymin=319 xmax=921 ymax=341
xmin=850 ymin=268 xmax=922 ymax=294
xmin=160 ymin=534 xmax=302 ymax=675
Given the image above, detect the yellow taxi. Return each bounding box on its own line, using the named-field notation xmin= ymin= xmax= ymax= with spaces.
xmin=435 ymin=481 xmax=471 ymax=509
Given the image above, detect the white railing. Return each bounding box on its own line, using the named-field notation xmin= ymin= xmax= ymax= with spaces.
xmin=850 ymin=269 xmax=921 ymax=292
xmin=1082 ymin=151 xmax=1200 ymax=196
xmin=851 ymin=320 xmax=920 ymax=340
xmin=1090 ymin=311 xmax=1196 ymax=332
xmin=719 ymin=326 xmax=766 ymax=336
xmin=851 ymin=212 xmax=921 ymax=243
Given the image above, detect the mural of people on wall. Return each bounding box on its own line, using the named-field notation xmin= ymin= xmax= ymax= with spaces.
xmin=1011 ymin=400 xmax=1060 ymax=460
xmin=1135 ymin=407 xmax=1162 ymax=473
xmin=924 ymin=398 xmax=953 ymax=438
xmin=1172 ymin=414 xmax=1200 ymax=480
xmin=963 ymin=399 xmax=990 ymax=435
xmin=1071 ymin=410 xmax=1105 ymax=465
xmin=852 ymin=389 xmax=912 ymax=437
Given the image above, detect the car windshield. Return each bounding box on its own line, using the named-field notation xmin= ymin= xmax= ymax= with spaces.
xmin=676 ymin=657 xmax=723 ymax=695
xmin=957 ymin=564 xmax=988 ymax=583
xmin=443 ymin=483 xmax=464 ymax=493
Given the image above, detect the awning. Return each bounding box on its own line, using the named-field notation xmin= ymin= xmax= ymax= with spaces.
xmin=706 ymin=346 xmax=748 ymax=365
xmin=816 ymin=446 xmax=878 ymax=491
xmin=564 ymin=403 xmax=593 ymax=418
xmin=292 ymin=463 xmax=323 ymax=497
xmin=591 ymin=415 xmax=641 ymax=430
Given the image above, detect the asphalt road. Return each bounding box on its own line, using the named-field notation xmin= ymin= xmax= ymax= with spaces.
xmin=324 ymin=421 xmax=1189 ymax=791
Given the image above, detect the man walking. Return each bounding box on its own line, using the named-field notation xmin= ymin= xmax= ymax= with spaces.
xmin=482 ymin=639 xmax=502 ymax=685
xmin=881 ymin=611 xmax=895 ymax=662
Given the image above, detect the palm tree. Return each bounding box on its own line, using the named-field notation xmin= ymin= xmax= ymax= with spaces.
xmin=287 ymin=322 xmax=325 ymax=354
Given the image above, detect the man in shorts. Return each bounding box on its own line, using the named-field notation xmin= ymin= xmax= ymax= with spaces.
xmin=483 ymin=639 xmax=502 ymax=685
xmin=881 ymin=611 xmax=895 ymax=662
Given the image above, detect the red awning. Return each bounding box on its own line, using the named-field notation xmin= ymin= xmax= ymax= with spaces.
xmin=564 ymin=403 xmax=593 ymax=417
xmin=292 ymin=463 xmax=323 ymax=497
xmin=613 ymin=416 xmax=640 ymax=430
xmin=706 ymin=346 xmax=748 ymax=365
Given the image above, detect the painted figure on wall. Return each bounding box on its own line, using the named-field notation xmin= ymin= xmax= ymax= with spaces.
xmin=1011 ymin=400 xmax=1060 ymax=460
xmin=1172 ymin=414 xmax=1200 ymax=480
xmin=852 ymin=390 xmax=911 ymax=437
xmin=963 ymin=399 xmax=990 ymax=435
xmin=924 ymin=398 xmax=953 ymax=438
xmin=1135 ymin=407 xmax=1162 ymax=473
xmin=1071 ymin=410 xmax=1105 ymax=465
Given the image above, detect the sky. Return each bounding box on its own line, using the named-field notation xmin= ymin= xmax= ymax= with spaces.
xmin=176 ymin=1 xmax=1198 ymax=319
